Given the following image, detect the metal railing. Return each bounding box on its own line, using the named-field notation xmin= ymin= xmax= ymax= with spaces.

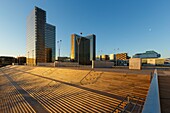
xmin=111 ymin=95 xmax=145 ymax=113
xmin=142 ymin=69 xmax=161 ymax=113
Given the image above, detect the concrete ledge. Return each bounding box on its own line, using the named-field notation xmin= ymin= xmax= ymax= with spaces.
xmin=92 ymin=60 xmax=114 ymax=68
xmin=37 ymin=63 xmax=55 ymax=67
xmin=54 ymin=61 xmax=79 ymax=67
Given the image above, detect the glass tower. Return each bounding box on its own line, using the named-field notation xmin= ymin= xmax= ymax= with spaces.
xmin=26 ymin=6 xmax=46 ymax=65
xmin=71 ymin=34 xmax=96 ymax=64
xmin=71 ymin=34 xmax=80 ymax=61
xmin=45 ymin=23 xmax=56 ymax=62
xmin=86 ymin=34 xmax=96 ymax=61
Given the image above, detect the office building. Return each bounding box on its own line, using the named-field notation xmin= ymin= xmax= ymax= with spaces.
xmin=71 ymin=34 xmax=95 ymax=65
xmin=71 ymin=34 xmax=80 ymax=61
xmin=79 ymin=37 xmax=90 ymax=64
xmin=101 ymin=55 xmax=109 ymax=61
xmin=26 ymin=6 xmax=56 ymax=65
xmin=147 ymin=58 xmax=165 ymax=65
xmin=116 ymin=53 xmax=129 ymax=60
xmin=45 ymin=48 xmax=52 ymax=62
xmin=0 ymin=56 xmax=15 ymax=67
xmin=86 ymin=34 xmax=96 ymax=61
xmin=45 ymin=23 xmax=56 ymax=62
xmin=109 ymin=54 xmax=115 ymax=61
xmin=165 ymin=58 xmax=170 ymax=64
xmin=96 ymin=55 xmax=100 ymax=60
xmin=17 ymin=56 xmax=26 ymax=65
xmin=26 ymin=7 xmax=46 ymax=65
xmin=133 ymin=50 xmax=161 ymax=58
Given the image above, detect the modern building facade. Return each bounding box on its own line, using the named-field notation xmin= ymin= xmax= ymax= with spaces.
xmin=71 ymin=34 xmax=95 ymax=65
xmin=45 ymin=48 xmax=52 ymax=62
xmin=71 ymin=34 xmax=80 ymax=61
xmin=45 ymin=23 xmax=56 ymax=62
xmin=109 ymin=54 xmax=115 ymax=61
xmin=0 ymin=56 xmax=15 ymax=67
xmin=17 ymin=56 xmax=26 ymax=65
xmin=147 ymin=58 xmax=165 ymax=65
xmin=79 ymin=37 xmax=90 ymax=64
xmin=116 ymin=53 xmax=129 ymax=60
xmin=101 ymin=55 xmax=109 ymax=61
xmin=26 ymin=6 xmax=55 ymax=65
xmin=86 ymin=34 xmax=96 ymax=61
xmin=133 ymin=50 xmax=161 ymax=58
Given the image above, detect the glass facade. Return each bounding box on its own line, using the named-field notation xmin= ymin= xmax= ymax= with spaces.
xmin=26 ymin=7 xmax=46 ymax=65
xmin=86 ymin=34 xmax=96 ymax=61
xmin=71 ymin=34 xmax=96 ymax=64
xmin=71 ymin=34 xmax=80 ymax=61
xmin=133 ymin=51 xmax=161 ymax=58
xmin=45 ymin=23 xmax=56 ymax=62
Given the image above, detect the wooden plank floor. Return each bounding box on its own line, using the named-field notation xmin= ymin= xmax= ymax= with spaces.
xmin=0 ymin=66 xmax=150 ymax=113
xmin=0 ymin=70 xmax=36 ymax=113
xmin=159 ymin=73 xmax=170 ymax=113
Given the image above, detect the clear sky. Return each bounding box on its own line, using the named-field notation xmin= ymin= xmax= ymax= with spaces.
xmin=0 ymin=0 xmax=170 ymax=58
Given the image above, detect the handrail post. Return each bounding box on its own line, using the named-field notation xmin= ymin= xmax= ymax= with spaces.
xmin=150 ymin=72 xmax=153 ymax=83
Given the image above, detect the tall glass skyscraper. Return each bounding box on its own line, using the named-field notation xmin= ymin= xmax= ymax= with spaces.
xmin=71 ymin=34 xmax=80 ymax=61
xmin=26 ymin=6 xmax=56 ymax=65
xmin=71 ymin=34 xmax=96 ymax=65
xmin=86 ymin=34 xmax=96 ymax=61
xmin=45 ymin=23 xmax=56 ymax=62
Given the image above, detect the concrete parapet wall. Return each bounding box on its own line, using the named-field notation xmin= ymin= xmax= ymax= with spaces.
xmin=54 ymin=61 xmax=79 ymax=67
xmin=37 ymin=63 xmax=55 ymax=67
xmin=12 ymin=63 xmax=18 ymax=65
xmin=92 ymin=60 xmax=114 ymax=68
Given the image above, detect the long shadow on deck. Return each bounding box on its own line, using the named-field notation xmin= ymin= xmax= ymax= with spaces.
xmin=10 ymin=68 xmax=124 ymax=101
xmin=1 ymin=69 xmax=49 ymax=113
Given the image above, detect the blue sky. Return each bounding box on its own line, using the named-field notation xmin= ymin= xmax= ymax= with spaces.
xmin=0 ymin=0 xmax=170 ymax=58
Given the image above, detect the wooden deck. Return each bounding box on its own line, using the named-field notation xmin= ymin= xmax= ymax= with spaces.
xmin=0 ymin=65 xmax=150 ymax=113
xmin=158 ymin=70 xmax=170 ymax=113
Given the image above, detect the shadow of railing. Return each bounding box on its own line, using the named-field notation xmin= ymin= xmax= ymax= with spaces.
xmin=80 ymin=69 xmax=103 ymax=85
xmin=10 ymin=68 xmax=123 ymax=101
xmin=42 ymin=68 xmax=55 ymax=76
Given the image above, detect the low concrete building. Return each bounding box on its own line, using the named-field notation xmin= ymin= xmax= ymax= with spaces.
xmin=147 ymin=58 xmax=165 ymax=65
xmin=101 ymin=55 xmax=109 ymax=61
xmin=17 ymin=56 xmax=26 ymax=65
xmin=165 ymin=58 xmax=170 ymax=64
xmin=109 ymin=54 xmax=115 ymax=61
xmin=142 ymin=59 xmax=147 ymax=64
xmin=96 ymin=55 xmax=100 ymax=60
xmin=0 ymin=56 xmax=15 ymax=67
